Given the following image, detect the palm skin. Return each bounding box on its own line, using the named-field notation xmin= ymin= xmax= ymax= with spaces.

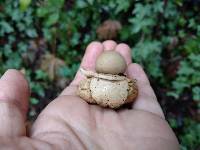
xmin=0 ymin=41 xmax=179 ymax=150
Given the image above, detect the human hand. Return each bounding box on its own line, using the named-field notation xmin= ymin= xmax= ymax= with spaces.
xmin=0 ymin=41 xmax=179 ymax=150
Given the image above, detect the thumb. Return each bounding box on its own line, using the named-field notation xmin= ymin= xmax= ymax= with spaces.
xmin=0 ymin=69 xmax=29 ymax=137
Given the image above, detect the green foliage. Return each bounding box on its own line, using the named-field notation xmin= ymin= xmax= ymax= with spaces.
xmin=35 ymin=70 xmax=48 ymax=80
xmin=133 ymin=40 xmax=162 ymax=78
xmin=58 ymin=64 xmax=79 ymax=79
xmin=168 ymin=54 xmax=200 ymax=100
xmin=37 ymin=0 xmax=64 ymax=27
xmin=0 ymin=0 xmax=200 ymax=149
xmin=19 ymin=0 xmax=32 ymax=11
xmin=180 ymin=119 xmax=200 ymax=150
xmin=0 ymin=0 xmax=37 ymax=72
xmin=30 ymin=81 xmax=45 ymax=97
xmin=129 ymin=1 xmax=163 ymax=34
xmin=30 ymin=97 xmax=39 ymax=105
xmin=192 ymin=87 xmax=200 ymax=102
xmin=183 ymin=37 xmax=200 ymax=54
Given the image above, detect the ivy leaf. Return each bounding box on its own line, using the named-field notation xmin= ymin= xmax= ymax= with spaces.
xmin=129 ymin=3 xmax=156 ymax=34
xmin=76 ymin=0 xmax=87 ymax=8
xmin=0 ymin=21 xmax=14 ymax=35
xmin=49 ymin=0 xmax=65 ymax=9
xmin=87 ymin=0 xmax=94 ymax=5
xmin=70 ymin=32 xmax=81 ymax=46
xmin=35 ymin=70 xmax=48 ymax=80
xmin=30 ymin=97 xmax=39 ymax=105
xmin=11 ymin=9 xmax=23 ymax=21
xmin=26 ymin=28 xmax=38 ymax=38
xmin=19 ymin=0 xmax=31 ymax=12
xmin=115 ymin=0 xmax=130 ymax=14
xmin=4 ymin=52 xmax=22 ymax=69
xmin=192 ymin=87 xmax=200 ymax=101
xmin=171 ymin=54 xmax=200 ymax=98
xmin=30 ymin=82 xmax=45 ymax=97
xmin=153 ymin=1 xmax=164 ymax=13
xmin=168 ymin=118 xmax=178 ymax=128
xmin=46 ymin=13 xmax=59 ymax=26
xmin=133 ymin=40 xmax=162 ymax=78
xmin=37 ymin=8 xmax=49 ymax=17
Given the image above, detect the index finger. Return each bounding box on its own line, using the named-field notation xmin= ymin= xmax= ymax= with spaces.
xmin=60 ymin=42 xmax=103 ymax=96
xmin=71 ymin=41 xmax=103 ymax=86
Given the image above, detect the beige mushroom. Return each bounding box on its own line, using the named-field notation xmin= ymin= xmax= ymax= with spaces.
xmin=96 ymin=51 xmax=127 ymax=74
xmin=77 ymin=51 xmax=138 ymax=108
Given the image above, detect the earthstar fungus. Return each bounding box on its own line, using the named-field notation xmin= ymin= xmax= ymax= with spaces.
xmin=77 ymin=51 xmax=138 ymax=108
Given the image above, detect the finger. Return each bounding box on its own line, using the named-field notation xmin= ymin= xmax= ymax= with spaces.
xmin=62 ymin=41 xmax=103 ymax=95
xmin=102 ymin=40 xmax=117 ymax=50
xmin=80 ymin=41 xmax=103 ymax=71
xmin=0 ymin=69 xmax=29 ymax=136
xmin=0 ymin=69 xmax=29 ymax=117
xmin=115 ymin=43 xmax=132 ymax=65
xmin=71 ymin=41 xmax=103 ymax=85
xmin=127 ymin=64 xmax=164 ymax=118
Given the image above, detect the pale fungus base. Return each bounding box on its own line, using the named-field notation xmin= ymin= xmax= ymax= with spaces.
xmin=77 ymin=68 xmax=138 ymax=109
xmin=77 ymin=51 xmax=138 ymax=109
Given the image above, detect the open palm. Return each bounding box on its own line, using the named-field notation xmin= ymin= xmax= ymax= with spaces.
xmin=0 ymin=41 xmax=179 ymax=150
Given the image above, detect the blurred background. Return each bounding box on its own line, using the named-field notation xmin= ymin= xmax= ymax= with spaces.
xmin=0 ymin=0 xmax=200 ymax=149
